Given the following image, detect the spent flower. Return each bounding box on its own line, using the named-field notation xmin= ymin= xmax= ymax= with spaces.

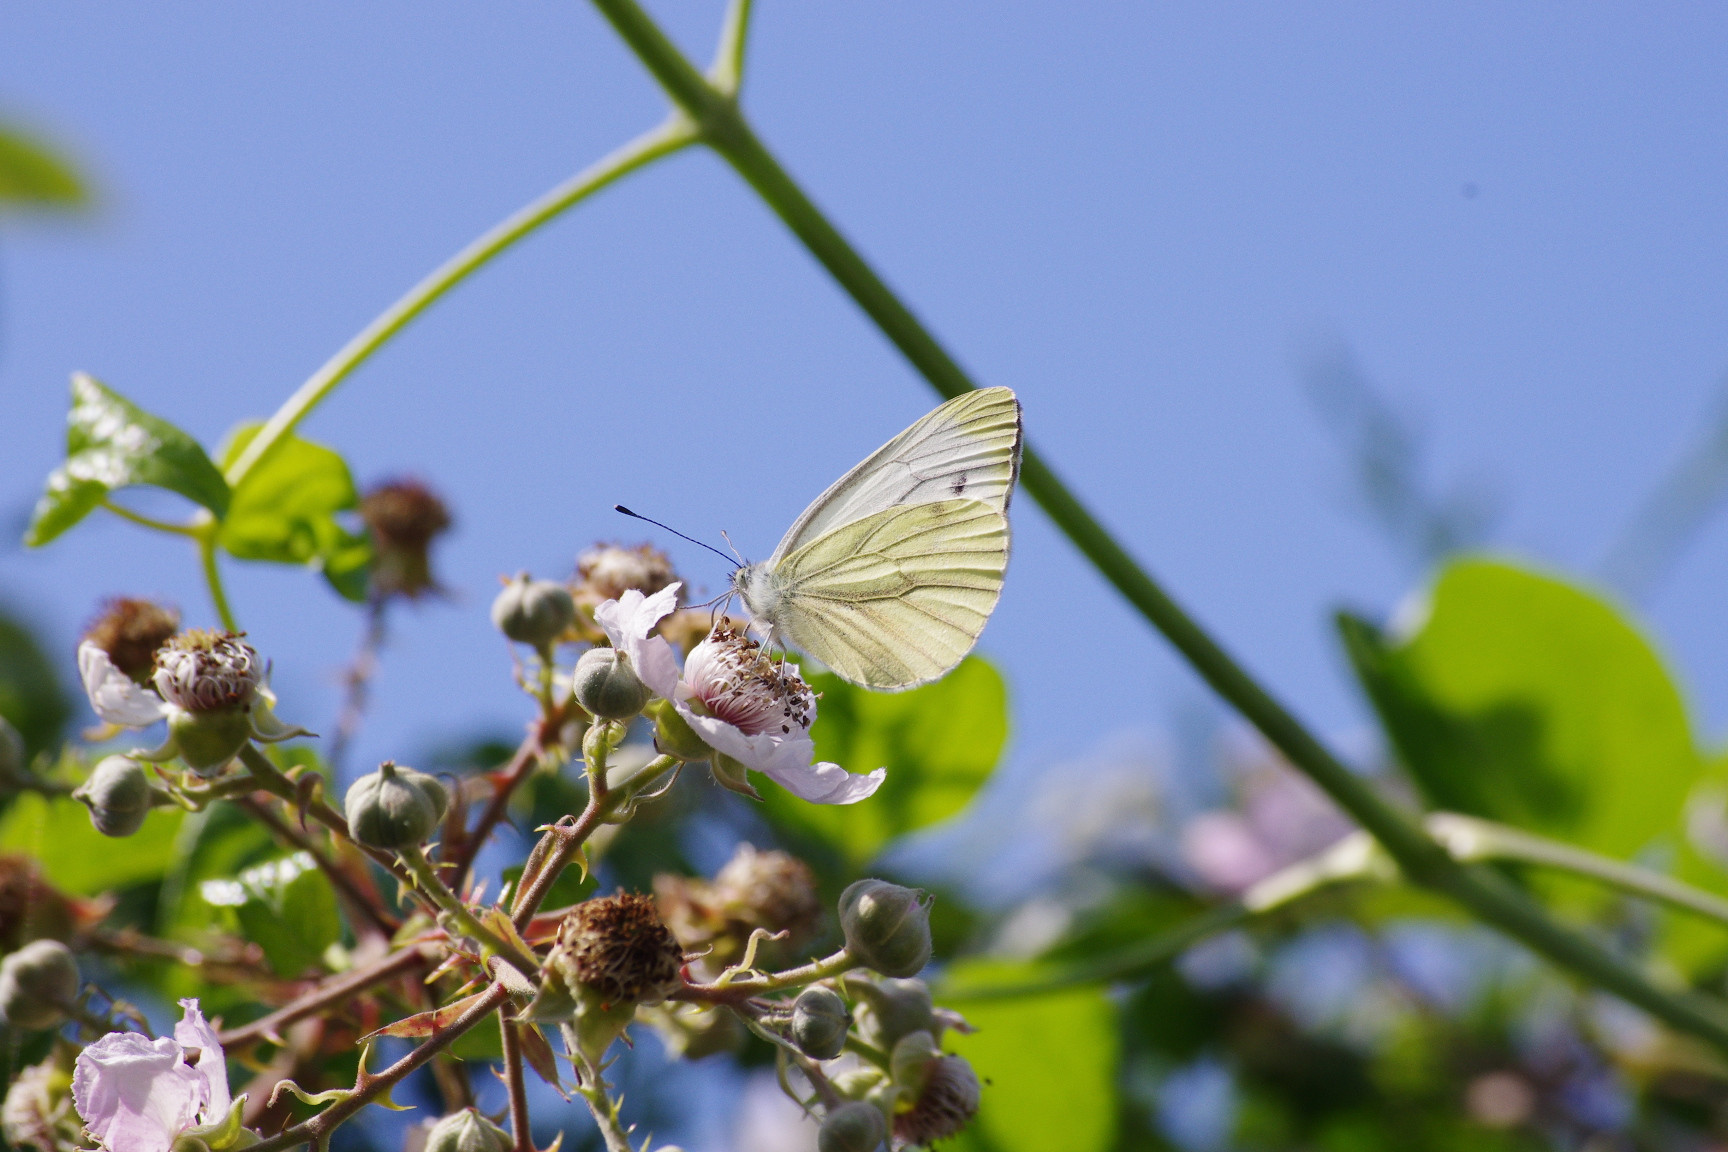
xmin=359 ymin=477 xmax=451 ymax=601
xmin=82 ymin=597 xmax=180 ymax=685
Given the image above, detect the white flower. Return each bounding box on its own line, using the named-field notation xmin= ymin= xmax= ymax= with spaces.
xmin=79 ymin=642 xmax=170 ymax=728
xmin=594 ymin=583 xmax=884 ymax=805
xmin=72 ymin=999 xmax=237 ymax=1152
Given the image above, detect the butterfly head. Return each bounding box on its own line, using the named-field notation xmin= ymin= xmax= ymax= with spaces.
xmin=732 ymin=562 xmax=783 ymax=630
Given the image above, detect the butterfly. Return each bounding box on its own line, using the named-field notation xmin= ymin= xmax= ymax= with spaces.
xmin=731 ymin=387 xmax=1022 ymax=691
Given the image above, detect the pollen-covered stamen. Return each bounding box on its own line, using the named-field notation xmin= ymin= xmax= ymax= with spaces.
xmin=152 ymin=631 xmax=262 ymax=713
xmin=683 ymin=624 xmax=815 ymax=738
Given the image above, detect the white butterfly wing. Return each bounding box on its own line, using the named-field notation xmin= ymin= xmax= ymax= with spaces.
xmin=769 ymin=498 xmax=1009 ymax=690
xmin=768 ymin=387 xmax=1022 ymax=565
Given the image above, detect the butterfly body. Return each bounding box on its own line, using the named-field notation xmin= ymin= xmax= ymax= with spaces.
xmin=736 ymin=388 xmax=1023 ymax=691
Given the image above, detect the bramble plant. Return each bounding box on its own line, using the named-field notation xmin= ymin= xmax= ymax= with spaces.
xmin=14 ymin=3 xmax=1728 ymax=1152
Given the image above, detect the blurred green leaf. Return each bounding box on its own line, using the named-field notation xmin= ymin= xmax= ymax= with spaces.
xmin=201 ymin=851 xmax=339 ymax=977
xmin=0 ymin=604 xmax=69 ymax=758
xmin=25 ymin=373 xmax=230 ymax=547
xmin=0 ymin=790 xmax=182 ymax=894
xmin=217 ymin=422 xmax=373 ymax=599
xmin=0 ymin=127 xmax=85 ymax=208
xmin=1340 ymin=557 xmax=1700 ymax=859
xmin=943 ymin=959 xmax=1119 ymax=1152
xmin=763 ymin=657 xmax=1007 ymax=868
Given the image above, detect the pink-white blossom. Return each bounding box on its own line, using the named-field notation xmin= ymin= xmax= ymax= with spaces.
xmin=79 ymin=641 xmax=170 ymax=728
xmin=72 ymin=999 xmax=233 ymax=1152
xmin=594 ymin=583 xmax=884 ymax=805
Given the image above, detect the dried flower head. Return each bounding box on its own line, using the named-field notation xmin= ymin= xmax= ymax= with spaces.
xmin=575 ymin=542 xmax=677 ymax=605
xmin=82 ymin=598 xmax=180 ymax=684
xmin=153 ymin=631 xmax=262 ymax=714
xmin=360 ymin=478 xmax=451 ymax=600
xmin=554 ymin=892 xmax=684 ymax=1006
xmin=656 ymin=843 xmax=821 ymax=972
xmin=892 ymin=1044 xmax=981 ymax=1147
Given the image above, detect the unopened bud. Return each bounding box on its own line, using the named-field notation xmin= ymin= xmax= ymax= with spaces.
xmin=838 ymin=880 xmax=932 ymax=978
xmin=646 ymin=698 xmax=709 ymax=762
xmin=573 ymin=648 xmax=651 ymax=721
xmin=425 ymin=1107 xmax=510 ymax=1152
xmin=344 ymin=761 xmax=448 ymax=850
xmin=0 ymin=940 xmax=79 ymax=1030
xmin=853 ymin=977 xmax=934 ymax=1049
xmin=790 ymin=985 xmax=851 ymax=1061
xmin=491 ymin=574 xmax=575 ymax=648
xmin=818 ymin=1101 xmax=887 ymax=1152
xmin=73 ymin=756 xmax=154 ymax=838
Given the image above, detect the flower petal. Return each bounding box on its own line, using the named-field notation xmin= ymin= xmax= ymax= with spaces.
xmin=72 ymin=1031 xmax=203 ymax=1152
xmin=760 ymin=758 xmax=886 ymax=806
xmin=78 ymin=642 xmax=168 ymax=728
xmin=173 ymin=999 xmax=230 ymax=1118
xmin=675 ymin=703 xmax=884 ymax=805
xmin=595 ymin=583 xmax=683 ymax=699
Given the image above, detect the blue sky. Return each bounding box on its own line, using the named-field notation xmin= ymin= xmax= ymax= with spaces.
xmin=5 ymin=2 xmax=1728 ymax=807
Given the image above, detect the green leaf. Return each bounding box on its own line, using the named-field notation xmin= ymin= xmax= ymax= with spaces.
xmin=761 ymin=657 xmax=1007 ymax=869
xmin=201 ymin=851 xmax=340 ymax=977
xmin=0 ymin=790 xmax=182 ymax=895
xmin=1340 ymin=557 xmax=1701 ymax=859
xmin=216 ymin=422 xmax=372 ymax=598
xmin=25 ymin=373 xmax=230 ymax=547
xmin=0 ymin=127 xmax=85 ymax=209
xmin=942 ymin=959 xmax=1120 ymax=1152
xmin=0 ymin=605 xmax=69 ymax=759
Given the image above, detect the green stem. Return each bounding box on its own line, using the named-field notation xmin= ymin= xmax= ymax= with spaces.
xmin=196 ymin=521 xmax=238 ymax=631
xmin=399 ymin=845 xmax=540 ymax=979
xmin=1427 ymin=813 xmax=1728 ymax=929
xmin=225 ymin=117 xmax=698 ymax=489
xmin=101 ymin=499 xmax=201 ymax=538
xmin=588 ymin=0 xmax=1728 ymax=1056
xmin=676 ymin=948 xmax=857 ymax=1005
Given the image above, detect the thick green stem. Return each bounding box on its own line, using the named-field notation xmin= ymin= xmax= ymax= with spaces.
xmin=587 ymin=0 xmax=1728 ymax=1055
xmin=101 ymin=499 xmax=201 ymax=538
xmin=196 ymin=521 xmax=238 ymax=631
xmin=225 ymin=118 xmax=697 ymax=489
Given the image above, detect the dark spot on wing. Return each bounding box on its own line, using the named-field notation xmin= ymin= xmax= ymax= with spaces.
xmin=950 ymin=473 xmax=968 ymax=495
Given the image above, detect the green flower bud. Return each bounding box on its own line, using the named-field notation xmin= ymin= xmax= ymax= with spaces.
xmin=852 ymin=977 xmax=934 ymax=1050
xmin=425 ymin=1107 xmax=511 ymax=1152
xmin=165 ymin=707 xmax=254 ymax=775
xmin=818 ymin=1101 xmax=887 ymax=1152
xmin=491 ymin=573 xmax=575 ymax=648
xmin=645 ymin=698 xmax=709 ymax=762
xmin=344 ymin=761 xmax=448 ymax=850
xmin=838 ymin=880 xmax=932 ymax=978
xmin=73 ymin=756 xmax=154 ymax=838
xmin=0 ymin=940 xmax=79 ymax=1031
xmin=790 ymin=985 xmax=851 ymax=1061
xmin=573 ymin=648 xmax=652 ymax=721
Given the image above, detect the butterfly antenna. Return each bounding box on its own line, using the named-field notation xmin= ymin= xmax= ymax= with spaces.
xmin=718 ymin=529 xmax=746 ymax=566
xmin=614 ymin=505 xmax=738 ymax=567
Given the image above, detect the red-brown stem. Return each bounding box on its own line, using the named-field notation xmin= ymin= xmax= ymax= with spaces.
xmin=447 ymin=723 xmax=550 ymax=889
xmin=500 ymin=1012 xmax=534 ymax=1152
xmin=218 ymin=946 xmax=433 ymax=1050
xmin=247 ymin=982 xmax=510 ymax=1152
xmin=238 ymin=795 xmax=398 ymax=937
xmin=509 ymin=799 xmax=603 ymax=931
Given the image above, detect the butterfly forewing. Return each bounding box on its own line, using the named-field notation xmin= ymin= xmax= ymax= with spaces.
xmin=769 ymin=387 xmax=1023 ymax=565
xmin=772 ymin=499 xmax=1009 ymax=690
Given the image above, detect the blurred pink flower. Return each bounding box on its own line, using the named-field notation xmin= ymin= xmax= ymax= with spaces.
xmin=1181 ymin=763 xmax=1352 ymax=895
xmin=72 ymin=999 xmax=233 ymax=1152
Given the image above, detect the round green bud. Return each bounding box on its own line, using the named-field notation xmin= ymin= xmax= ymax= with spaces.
xmin=0 ymin=940 xmax=79 ymax=1031
xmin=491 ymin=573 xmax=575 ymax=648
xmin=818 ymin=1101 xmax=887 ymax=1152
xmin=425 ymin=1107 xmax=511 ymax=1152
xmin=573 ymin=648 xmax=652 ymax=721
xmin=166 ymin=706 xmax=254 ymax=775
xmin=790 ymin=985 xmax=852 ymax=1061
xmin=73 ymin=756 xmax=154 ymax=838
xmin=344 ymin=761 xmax=447 ymax=850
xmin=838 ymin=880 xmax=932 ymax=978
xmin=853 ymin=977 xmax=934 ymax=1049
xmin=645 ymin=698 xmax=709 ymax=762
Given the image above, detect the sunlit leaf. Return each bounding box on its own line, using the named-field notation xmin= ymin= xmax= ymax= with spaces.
xmin=216 ymin=422 xmax=373 ymax=599
xmin=0 ymin=127 xmax=85 ymax=208
xmin=202 ymin=850 xmax=339 ymax=977
xmin=1341 ymin=557 xmax=1701 ymax=859
xmin=0 ymin=790 xmax=181 ymax=894
xmin=762 ymin=656 xmax=1007 ymax=868
xmin=25 ymin=373 xmax=230 ymax=547
xmin=942 ymin=959 xmax=1119 ymax=1152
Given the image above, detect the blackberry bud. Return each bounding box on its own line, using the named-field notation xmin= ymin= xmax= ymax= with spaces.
xmin=573 ymin=648 xmax=651 ymax=721
xmin=425 ymin=1107 xmax=510 ymax=1152
xmin=790 ymin=986 xmax=851 ymax=1060
xmin=344 ymin=761 xmax=448 ymax=850
xmin=72 ymin=756 xmax=154 ymax=838
xmin=838 ymin=880 xmax=932 ymax=978
xmin=491 ymin=573 xmax=575 ymax=649
xmin=853 ymin=977 xmax=934 ymax=1049
xmin=646 ymin=699 xmax=709 ymax=762
xmin=0 ymin=940 xmax=79 ymax=1030
xmin=818 ymin=1102 xmax=887 ymax=1152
